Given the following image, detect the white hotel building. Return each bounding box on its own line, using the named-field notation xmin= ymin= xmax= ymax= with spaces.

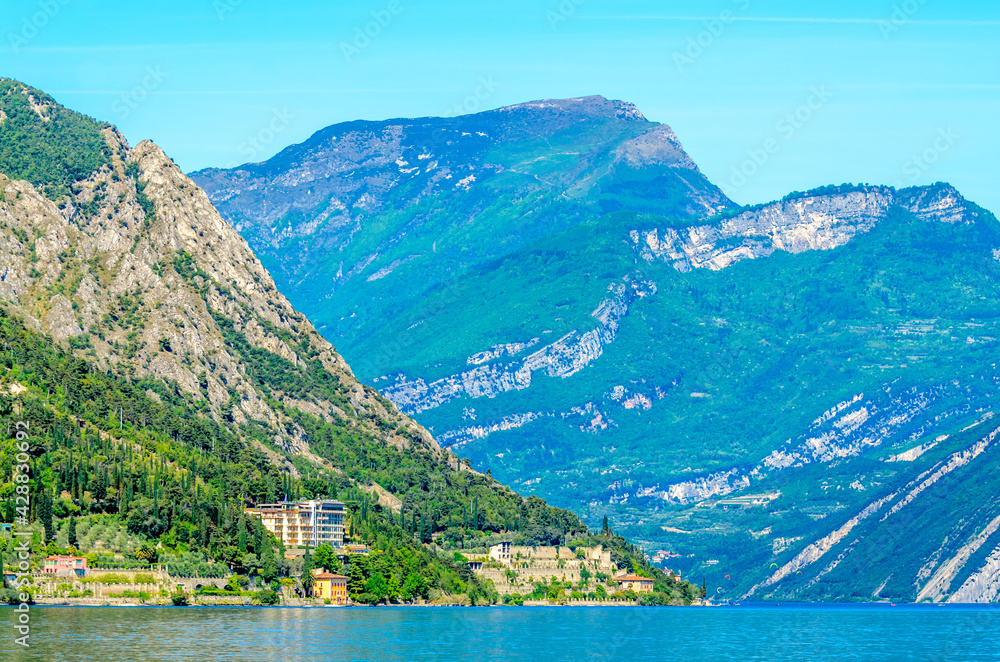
xmin=244 ymin=500 xmax=346 ymax=548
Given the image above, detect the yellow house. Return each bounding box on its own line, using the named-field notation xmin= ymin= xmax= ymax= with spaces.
xmin=314 ymin=573 xmax=349 ymax=604
xmin=615 ymin=574 xmax=654 ymax=593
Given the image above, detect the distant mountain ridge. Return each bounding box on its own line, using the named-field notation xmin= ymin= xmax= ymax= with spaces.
xmin=195 ymin=95 xmax=1000 ymax=604
xmin=191 ymin=95 xmax=732 ymax=329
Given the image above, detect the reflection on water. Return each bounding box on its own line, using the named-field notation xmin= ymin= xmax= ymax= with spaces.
xmin=1 ymin=603 xmax=999 ymax=661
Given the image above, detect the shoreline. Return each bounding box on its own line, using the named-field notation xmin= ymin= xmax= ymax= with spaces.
xmin=10 ymin=598 xmax=683 ymax=608
xmin=3 ymin=600 xmax=988 ymax=609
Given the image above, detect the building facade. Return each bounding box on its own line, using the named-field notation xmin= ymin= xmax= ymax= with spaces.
xmin=615 ymin=575 xmax=654 ymax=593
xmin=488 ymin=541 xmax=511 ymax=563
xmin=245 ymin=500 xmax=345 ymax=548
xmin=313 ymin=573 xmax=349 ymax=604
xmin=44 ymin=555 xmax=87 ymax=577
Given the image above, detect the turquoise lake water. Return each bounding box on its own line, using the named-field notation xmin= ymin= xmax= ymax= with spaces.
xmin=2 ymin=603 xmax=999 ymax=661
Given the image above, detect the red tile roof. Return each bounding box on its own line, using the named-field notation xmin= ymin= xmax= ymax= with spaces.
xmin=616 ymin=575 xmax=653 ymax=582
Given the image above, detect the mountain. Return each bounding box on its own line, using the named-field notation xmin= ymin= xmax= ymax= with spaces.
xmin=0 ymin=80 xmax=695 ymax=606
xmin=195 ymin=97 xmax=1000 ymax=603
xmin=190 ymin=95 xmax=733 ymax=352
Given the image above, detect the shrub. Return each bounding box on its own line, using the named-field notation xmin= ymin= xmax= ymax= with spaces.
xmin=253 ymin=589 xmax=279 ymax=606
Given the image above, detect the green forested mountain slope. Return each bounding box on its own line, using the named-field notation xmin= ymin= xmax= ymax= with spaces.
xmin=190 ymin=95 xmax=734 ymax=360
xmin=0 ymin=79 xmax=694 ymax=605
xmin=197 ymin=94 xmax=1000 ymax=602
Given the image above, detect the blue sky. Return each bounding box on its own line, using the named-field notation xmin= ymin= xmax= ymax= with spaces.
xmin=3 ymin=0 xmax=998 ymax=210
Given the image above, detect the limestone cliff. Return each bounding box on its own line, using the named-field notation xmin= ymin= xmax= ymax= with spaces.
xmin=0 ymin=125 xmax=437 ymax=459
xmin=630 ymin=185 xmax=980 ymax=273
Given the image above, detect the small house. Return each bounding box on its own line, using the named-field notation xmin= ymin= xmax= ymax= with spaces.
xmin=615 ymin=574 xmax=654 ymax=593
xmin=44 ymin=555 xmax=87 ymax=578
xmin=313 ymin=573 xmax=349 ymax=604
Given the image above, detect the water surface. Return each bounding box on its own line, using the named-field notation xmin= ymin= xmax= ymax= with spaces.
xmin=2 ymin=603 xmax=998 ymax=661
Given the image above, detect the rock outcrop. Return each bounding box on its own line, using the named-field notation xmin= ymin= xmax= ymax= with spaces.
xmin=0 ymin=126 xmax=437 ymax=457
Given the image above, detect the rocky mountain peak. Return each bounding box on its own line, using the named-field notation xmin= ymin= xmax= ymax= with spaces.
xmin=492 ymin=95 xmax=648 ymax=122
xmin=897 ymin=183 xmax=979 ymax=224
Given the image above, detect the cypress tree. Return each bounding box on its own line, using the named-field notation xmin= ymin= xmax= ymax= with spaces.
xmin=301 ymin=549 xmax=314 ymax=597
xmin=238 ymin=516 xmax=248 ymax=554
xmin=67 ymin=516 xmax=78 ymax=547
xmin=39 ymin=490 xmax=55 ymax=542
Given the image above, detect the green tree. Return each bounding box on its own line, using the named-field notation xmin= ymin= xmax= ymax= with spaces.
xmin=67 ymin=516 xmax=78 ymax=547
xmin=365 ymin=572 xmax=388 ymax=603
xmin=401 ymin=572 xmax=427 ymax=601
xmin=259 ymin=540 xmax=278 ymax=584
xmin=135 ymin=542 xmax=157 ymax=562
xmin=313 ymin=543 xmax=338 ymax=574
xmin=348 ymin=562 xmax=367 ymax=599
xmin=237 ymin=517 xmax=248 ymax=555
xmin=38 ymin=490 xmax=54 ymax=542
xmin=301 ymin=549 xmax=314 ymax=597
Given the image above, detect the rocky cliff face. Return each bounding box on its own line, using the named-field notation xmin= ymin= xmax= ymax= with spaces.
xmin=0 ymin=121 xmax=435 ymax=460
xmin=372 ymin=183 xmax=982 ymax=434
xmin=382 ymin=276 xmax=656 ymax=416
xmin=629 ymin=185 xmax=978 ymax=273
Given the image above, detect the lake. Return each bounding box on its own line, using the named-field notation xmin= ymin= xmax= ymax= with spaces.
xmin=2 ymin=603 xmax=999 ymax=661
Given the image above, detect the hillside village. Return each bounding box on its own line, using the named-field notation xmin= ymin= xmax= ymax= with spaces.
xmin=2 ymin=497 xmax=696 ymax=607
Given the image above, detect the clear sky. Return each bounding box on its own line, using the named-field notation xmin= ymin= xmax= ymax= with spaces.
xmin=3 ymin=0 xmax=998 ymax=210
